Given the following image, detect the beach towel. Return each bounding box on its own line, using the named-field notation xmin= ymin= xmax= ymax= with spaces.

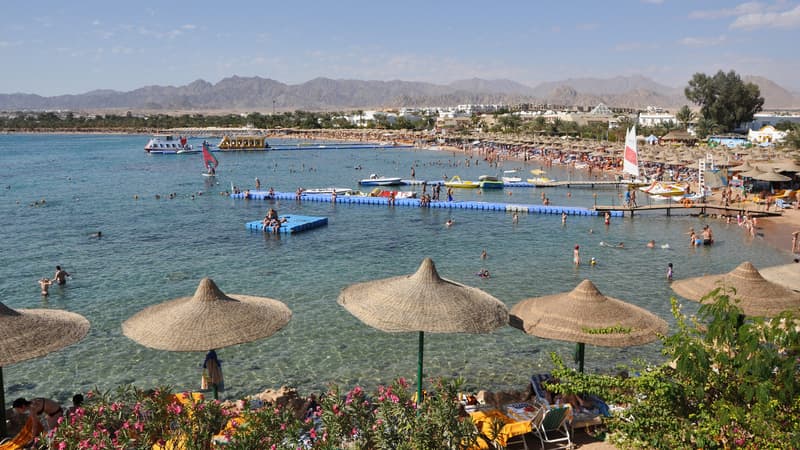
xmin=0 ymin=415 xmax=36 ymax=450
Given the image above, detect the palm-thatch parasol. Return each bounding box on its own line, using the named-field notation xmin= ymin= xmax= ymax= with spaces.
xmin=122 ymin=277 xmax=291 ymax=398
xmin=751 ymin=171 xmax=791 ymax=182
xmin=671 ymin=262 xmax=800 ymax=317
xmin=0 ymin=303 xmax=89 ymax=437
xmin=338 ymin=258 xmax=508 ymax=402
xmin=510 ymin=280 xmax=667 ymax=372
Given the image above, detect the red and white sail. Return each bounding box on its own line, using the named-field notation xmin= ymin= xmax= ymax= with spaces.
xmin=623 ymin=125 xmax=639 ymax=177
xmin=202 ymin=142 xmax=218 ymax=171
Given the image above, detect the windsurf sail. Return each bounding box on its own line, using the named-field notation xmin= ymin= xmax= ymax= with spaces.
xmin=623 ymin=125 xmax=639 ymax=177
xmin=202 ymin=142 xmax=218 ymax=172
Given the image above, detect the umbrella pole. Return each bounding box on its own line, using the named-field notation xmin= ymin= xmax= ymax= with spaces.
xmin=0 ymin=366 xmax=6 ymax=438
xmin=576 ymin=343 xmax=585 ymax=373
xmin=416 ymin=331 xmax=424 ymax=405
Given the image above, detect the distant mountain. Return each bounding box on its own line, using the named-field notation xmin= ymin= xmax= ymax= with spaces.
xmin=447 ymin=78 xmax=536 ymax=95
xmin=743 ymin=75 xmax=799 ymax=110
xmin=1 ymin=75 xmax=797 ymax=112
xmin=530 ymin=75 xmax=680 ymax=98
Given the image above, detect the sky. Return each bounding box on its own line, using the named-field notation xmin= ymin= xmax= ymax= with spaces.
xmin=2 ymin=0 xmax=799 ymax=96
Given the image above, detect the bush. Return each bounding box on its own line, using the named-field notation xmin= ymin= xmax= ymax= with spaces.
xmin=44 ymin=378 xmax=478 ymax=449
xmin=550 ymin=288 xmax=800 ymax=449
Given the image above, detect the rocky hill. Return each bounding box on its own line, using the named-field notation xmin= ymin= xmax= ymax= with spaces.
xmin=0 ymin=75 xmax=796 ymax=112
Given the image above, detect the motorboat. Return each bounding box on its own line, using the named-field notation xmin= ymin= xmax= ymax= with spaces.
xmin=639 ymin=181 xmax=687 ymax=196
xmin=303 ymin=188 xmax=355 ymax=195
xmin=144 ymin=135 xmax=193 ymax=154
xmin=358 ymin=174 xmax=403 ymax=186
xmin=478 ymin=175 xmax=504 ymax=189
xmin=501 ymin=170 xmax=522 ymax=183
xmin=444 ymin=175 xmax=479 ymax=188
xmin=369 ymin=188 xmax=417 ymax=198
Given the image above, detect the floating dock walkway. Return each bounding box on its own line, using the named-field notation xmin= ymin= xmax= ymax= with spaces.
xmin=245 ymin=215 xmax=328 ymax=234
xmin=594 ymin=203 xmax=782 ymax=218
xmin=231 ymin=191 xmax=623 ymax=217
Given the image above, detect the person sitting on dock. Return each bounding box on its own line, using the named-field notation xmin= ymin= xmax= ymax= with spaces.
xmin=264 ymin=208 xmax=279 ymax=224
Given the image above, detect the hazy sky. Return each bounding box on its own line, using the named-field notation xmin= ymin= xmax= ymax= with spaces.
xmin=2 ymin=0 xmax=799 ymax=96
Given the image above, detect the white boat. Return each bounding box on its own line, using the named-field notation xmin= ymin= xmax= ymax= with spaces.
xmin=358 ymin=174 xmax=403 ymax=186
xmin=639 ymin=181 xmax=687 ymax=196
xmin=145 ymin=135 xmax=193 ymax=154
xmin=304 ymin=188 xmax=355 ymax=195
xmin=501 ymin=170 xmax=522 ymax=183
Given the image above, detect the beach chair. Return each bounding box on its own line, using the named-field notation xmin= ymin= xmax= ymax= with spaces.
xmin=529 ymin=374 xmax=554 ymax=406
xmin=0 ymin=415 xmax=36 ymax=450
xmin=530 ymin=405 xmax=572 ymax=450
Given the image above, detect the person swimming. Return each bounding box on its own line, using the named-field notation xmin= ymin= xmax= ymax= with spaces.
xmin=476 ymin=269 xmax=491 ymax=278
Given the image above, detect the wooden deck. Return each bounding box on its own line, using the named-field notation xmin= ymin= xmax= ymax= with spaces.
xmin=594 ymin=203 xmax=783 ymax=217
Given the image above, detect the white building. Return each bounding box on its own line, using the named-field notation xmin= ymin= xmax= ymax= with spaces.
xmin=747 ymin=125 xmax=787 ymax=145
xmin=638 ymin=112 xmax=677 ymax=127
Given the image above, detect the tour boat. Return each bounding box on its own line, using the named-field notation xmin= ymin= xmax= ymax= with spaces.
xmin=145 ymin=135 xmax=193 ymax=154
xmin=217 ymin=135 xmax=270 ymax=151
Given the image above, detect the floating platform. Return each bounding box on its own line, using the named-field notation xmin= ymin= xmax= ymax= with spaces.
xmin=231 ymin=191 xmax=623 ymax=217
xmin=245 ymin=215 xmax=328 ymax=234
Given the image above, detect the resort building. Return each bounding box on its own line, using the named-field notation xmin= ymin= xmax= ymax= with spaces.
xmin=638 ymin=111 xmax=677 ymax=127
xmin=708 ymin=135 xmax=750 ymax=148
xmin=747 ymin=125 xmax=787 ymax=145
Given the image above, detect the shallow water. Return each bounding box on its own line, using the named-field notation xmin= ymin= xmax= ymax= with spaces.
xmin=0 ymin=134 xmax=787 ymax=403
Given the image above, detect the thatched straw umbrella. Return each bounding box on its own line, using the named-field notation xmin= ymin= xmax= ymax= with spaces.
xmin=510 ymin=280 xmax=667 ymax=372
xmin=751 ymin=171 xmax=791 ymax=182
xmin=671 ymin=262 xmax=800 ymax=317
xmin=122 ymin=278 xmax=291 ymax=398
xmin=0 ymin=303 xmax=89 ymax=437
xmin=338 ymin=258 xmax=508 ymax=402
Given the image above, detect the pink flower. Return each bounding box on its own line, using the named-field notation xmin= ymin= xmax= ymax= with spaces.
xmin=309 ymin=428 xmax=317 ymax=439
xmin=58 ymin=442 xmax=67 ymax=450
xmin=280 ymin=423 xmax=287 ymax=431
xmin=351 ymin=427 xmax=358 ymax=436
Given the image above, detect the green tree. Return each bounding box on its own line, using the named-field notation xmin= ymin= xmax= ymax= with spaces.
xmin=675 ymin=105 xmax=693 ymax=128
xmin=685 ymin=70 xmax=764 ymax=132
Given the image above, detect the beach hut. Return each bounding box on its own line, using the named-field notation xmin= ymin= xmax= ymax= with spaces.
xmin=338 ymin=258 xmax=508 ymax=403
xmin=0 ymin=302 xmax=90 ymax=437
xmin=122 ymin=278 xmax=291 ymax=399
xmin=510 ymin=280 xmax=667 ymax=372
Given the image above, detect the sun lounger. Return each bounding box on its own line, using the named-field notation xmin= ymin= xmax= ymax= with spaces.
xmin=529 ymin=374 xmax=605 ymax=430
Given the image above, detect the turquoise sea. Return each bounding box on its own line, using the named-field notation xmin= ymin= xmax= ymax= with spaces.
xmin=0 ymin=134 xmax=790 ymax=403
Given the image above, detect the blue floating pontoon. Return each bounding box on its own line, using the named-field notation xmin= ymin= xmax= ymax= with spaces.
xmin=245 ymin=215 xmax=328 ymax=234
xmin=231 ymin=191 xmax=622 ymax=217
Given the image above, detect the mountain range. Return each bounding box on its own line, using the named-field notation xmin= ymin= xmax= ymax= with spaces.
xmin=1 ymin=75 xmax=798 ymax=113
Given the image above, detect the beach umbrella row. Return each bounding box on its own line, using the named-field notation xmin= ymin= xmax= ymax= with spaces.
xmin=5 ymin=258 xmax=799 ymax=433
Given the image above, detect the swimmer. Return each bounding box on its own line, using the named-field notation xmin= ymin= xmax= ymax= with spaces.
xmin=90 ymin=231 xmax=102 ymax=239
xmin=561 ymin=212 xmax=567 ymax=224
xmin=480 ymin=249 xmax=487 ymax=260
xmin=666 ymin=263 xmax=674 ymax=281
xmin=445 ymin=218 xmax=454 ymax=227
xmin=476 ymin=269 xmax=491 ymax=278
xmin=512 ymin=213 xmax=519 ymax=224
xmin=646 ymin=240 xmax=655 ymax=248
xmin=573 ymin=245 xmax=581 ymax=265
xmin=39 ymin=278 xmax=52 ymax=296
xmin=590 ymin=257 xmax=596 ymax=266
xmin=661 ymin=243 xmax=670 ymax=249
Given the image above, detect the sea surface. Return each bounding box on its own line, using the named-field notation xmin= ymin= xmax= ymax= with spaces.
xmin=0 ymin=134 xmax=789 ymax=403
